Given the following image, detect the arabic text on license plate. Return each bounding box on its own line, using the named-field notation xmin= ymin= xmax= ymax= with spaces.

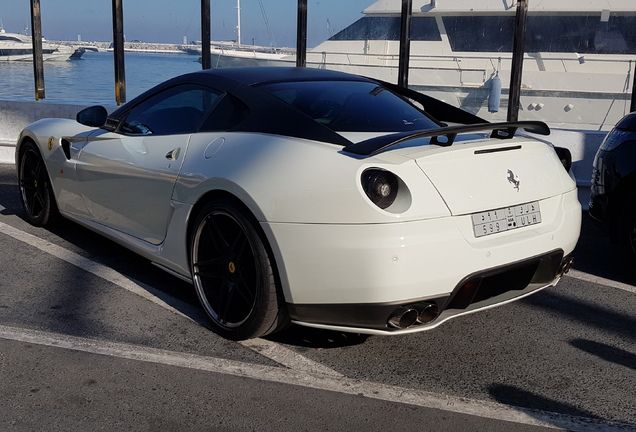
xmin=472 ymin=201 xmax=541 ymax=238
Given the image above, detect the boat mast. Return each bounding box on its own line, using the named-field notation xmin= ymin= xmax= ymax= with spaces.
xmin=236 ymin=0 xmax=241 ymax=45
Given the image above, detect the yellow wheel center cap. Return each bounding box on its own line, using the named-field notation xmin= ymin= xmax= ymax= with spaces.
xmin=228 ymin=262 xmax=236 ymax=274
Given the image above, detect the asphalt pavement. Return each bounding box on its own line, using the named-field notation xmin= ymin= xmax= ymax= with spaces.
xmin=0 ymin=162 xmax=635 ymax=431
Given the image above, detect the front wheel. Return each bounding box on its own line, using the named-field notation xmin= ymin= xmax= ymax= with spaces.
xmin=17 ymin=141 xmax=59 ymax=227
xmin=190 ymin=199 xmax=288 ymax=340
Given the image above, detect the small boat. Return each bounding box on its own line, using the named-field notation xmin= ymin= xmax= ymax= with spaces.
xmin=186 ymin=0 xmax=295 ymax=67
xmin=0 ymin=26 xmax=84 ymax=61
xmin=190 ymin=41 xmax=295 ymax=67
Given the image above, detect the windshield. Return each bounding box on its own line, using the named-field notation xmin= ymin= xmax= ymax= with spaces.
xmin=258 ymin=81 xmax=439 ymax=132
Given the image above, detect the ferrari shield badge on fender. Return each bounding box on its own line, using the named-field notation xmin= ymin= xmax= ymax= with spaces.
xmin=507 ymin=169 xmax=520 ymax=191
xmin=47 ymin=137 xmax=55 ymax=151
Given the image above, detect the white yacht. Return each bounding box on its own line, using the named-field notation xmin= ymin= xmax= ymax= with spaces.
xmin=205 ymin=0 xmax=636 ymax=130
xmin=0 ymin=27 xmax=84 ymax=61
xmin=302 ymin=0 xmax=636 ymax=130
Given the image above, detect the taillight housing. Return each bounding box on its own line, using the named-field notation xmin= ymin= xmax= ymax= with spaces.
xmin=554 ymin=146 xmax=572 ymax=172
xmin=361 ymin=169 xmax=399 ymax=210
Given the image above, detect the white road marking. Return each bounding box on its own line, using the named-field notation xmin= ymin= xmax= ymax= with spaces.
xmin=1 ymin=324 xmax=634 ymax=432
xmin=0 ymin=221 xmax=196 ymax=318
xmin=239 ymin=338 xmax=343 ymax=378
xmin=1 ymin=220 xmax=635 ymax=430
xmin=0 ymin=221 xmax=341 ymax=377
xmin=568 ymin=269 xmax=636 ymax=293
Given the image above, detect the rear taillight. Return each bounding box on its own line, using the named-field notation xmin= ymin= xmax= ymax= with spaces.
xmin=361 ymin=169 xmax=398 ymax=209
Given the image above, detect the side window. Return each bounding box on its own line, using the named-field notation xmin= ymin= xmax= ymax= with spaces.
xmin=329 ymin=17 xmax=401 ymax=41
xmin=410 ymin=17 xmax=442 ymax=41
xmin=199 ymin=93 xmax=250 ymax=131
xmin=120 ymin=84 xmax=221 ymax=136
xmin=443 ymin=16 xmax=514 ymax=52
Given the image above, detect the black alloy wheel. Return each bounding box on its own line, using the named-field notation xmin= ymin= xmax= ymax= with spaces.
xmin=18 ymin=141 xmax=59 ymax=227
xmin=190 ymin=199 xmax=287 ymax=340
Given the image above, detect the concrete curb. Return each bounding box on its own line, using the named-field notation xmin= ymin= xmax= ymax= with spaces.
xmin=0 ymin=100 xmax=93 ymax=160
xmin=1 ymin=143 xmax=15 ymax=165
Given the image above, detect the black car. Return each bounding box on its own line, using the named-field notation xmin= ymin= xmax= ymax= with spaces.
xmin=590 ymin=112 xmax=636 ymax=258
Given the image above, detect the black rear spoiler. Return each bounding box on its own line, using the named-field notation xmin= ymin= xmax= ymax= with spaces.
xmin=343 ymin=121 xmax=550 ymax=157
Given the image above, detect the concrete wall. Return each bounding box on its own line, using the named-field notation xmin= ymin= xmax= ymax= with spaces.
xmin=0 ymin=100 xmax=95 ymax=164
xmin=0 ymin=98 xmax=604 ymax=209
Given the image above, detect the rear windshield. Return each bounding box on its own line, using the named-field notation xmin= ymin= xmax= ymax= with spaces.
xmin=258 ymin=80 xmax=439 ymax=132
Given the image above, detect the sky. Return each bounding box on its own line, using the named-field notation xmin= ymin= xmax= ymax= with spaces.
xmin=0 ymin=0 xmax=373 ymax=48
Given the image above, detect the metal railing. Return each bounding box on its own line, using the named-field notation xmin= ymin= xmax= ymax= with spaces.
xmin=26 ymin=0 xmax=636 ymax=114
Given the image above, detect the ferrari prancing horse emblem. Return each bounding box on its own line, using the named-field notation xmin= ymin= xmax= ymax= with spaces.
xmin=507 ymin=169 xmax=520 ymax=192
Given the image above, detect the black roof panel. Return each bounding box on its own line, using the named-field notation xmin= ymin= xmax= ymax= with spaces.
xmin=190 ymin=66 xmax=375 ymax=86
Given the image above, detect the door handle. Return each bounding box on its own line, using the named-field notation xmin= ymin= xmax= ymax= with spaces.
xmin=165 ymin=148 xmax=181 ymax=160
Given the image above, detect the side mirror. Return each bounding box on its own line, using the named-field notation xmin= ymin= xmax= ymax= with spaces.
xmin=76 ymin=105 xmax=110 ymax=128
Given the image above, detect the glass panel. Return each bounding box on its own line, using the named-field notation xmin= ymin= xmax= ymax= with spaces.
xmin=329 ymin=16 xmax=402 ymax=41
xmin=0 ymin=1 xmax=299 ymax=104
xmin=410 ymin=17 xmax=443 ymax=42
xmin=120 ymin=84 xmax=221 ymax=135
xmin=0 ymin=1 xmax=203 ymax=105
xmin=526 ymin=15 xmax=636 ymax=54
xmin=205 ymin=0 xmax=297 ymax=68
xmin=407 ymin=11 xmax=516 ymax=124
xmin=443 ymin=16 xmax=514 ymax=52
xmin=259 ymin=80 xmax=438 ymax=132
xmin=328 ymin=16 xmax=441 ymax=42
xmin=306 ymin=0 xmax=397 ymax=83
xmin=200 ymin=94 xmax=250 ymax=132
xmin=400 ymin=5 xmax=636 ymax=131
xmin=520 ymin=8 xmax=635 ymax=130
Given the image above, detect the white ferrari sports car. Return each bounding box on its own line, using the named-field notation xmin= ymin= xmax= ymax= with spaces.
xmin=16 ymin=67 xmax=581 ymax=340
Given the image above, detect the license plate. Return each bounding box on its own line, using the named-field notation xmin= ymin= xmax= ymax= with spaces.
xmin=472 ymin=201 xmax=541 ymax=238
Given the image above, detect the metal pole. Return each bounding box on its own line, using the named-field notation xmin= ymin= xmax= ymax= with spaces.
xmin=236 ymin=0 xmax=241 ymax=45
xmin=296 ymin=0 xmax=307 ymax=67
xmin=30 ymin=0 xmax=45 ymax=100
xmin=507 ymin=0 xmax=528 ymax=122
xmin=398 ymin=0 xmax=413 ymax=87
xmin=201 ymin=0 xmax=211 ymax=70
xmin=631 ymin=59 xmax=636 ymax=112
xmin=112 ymin=0 xmax=126 ymax=105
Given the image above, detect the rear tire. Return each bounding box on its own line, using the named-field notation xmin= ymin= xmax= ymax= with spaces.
xmin=190 ymin=199 xmax=288 ymax=340
xmin=17 ymin=141 xmax=59 ymax=227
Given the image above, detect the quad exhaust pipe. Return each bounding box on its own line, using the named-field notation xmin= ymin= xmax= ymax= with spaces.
xmin=416 ymin=302 xmax=439 ymax=324
xmin=387 ymin=302 xmax=440 ymax=329
xmin=387 ymin=256 xmax=573 ymax=330
xmin=387 ymin=307 xmax=419 ymax=329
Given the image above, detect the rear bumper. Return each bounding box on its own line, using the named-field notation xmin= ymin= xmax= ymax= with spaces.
xmin=288 ymin=251 xmax=573 ymax=335
xmin=265 ymin=188 xmax=581 ymax=333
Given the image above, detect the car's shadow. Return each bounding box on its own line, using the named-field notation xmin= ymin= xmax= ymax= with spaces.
xmin=267 ymin=325 xmax=369 ymax=348
xmin=573 ymin=212 xmax=636 ymax=286
xmin=0 ymin=166 xmax=368 ymax=348
xmin=0 ymin=163 xmax=631 ymax=348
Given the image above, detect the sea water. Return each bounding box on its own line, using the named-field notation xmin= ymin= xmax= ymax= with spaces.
xmin=0 ymin=51 xmax=202 ymax=106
